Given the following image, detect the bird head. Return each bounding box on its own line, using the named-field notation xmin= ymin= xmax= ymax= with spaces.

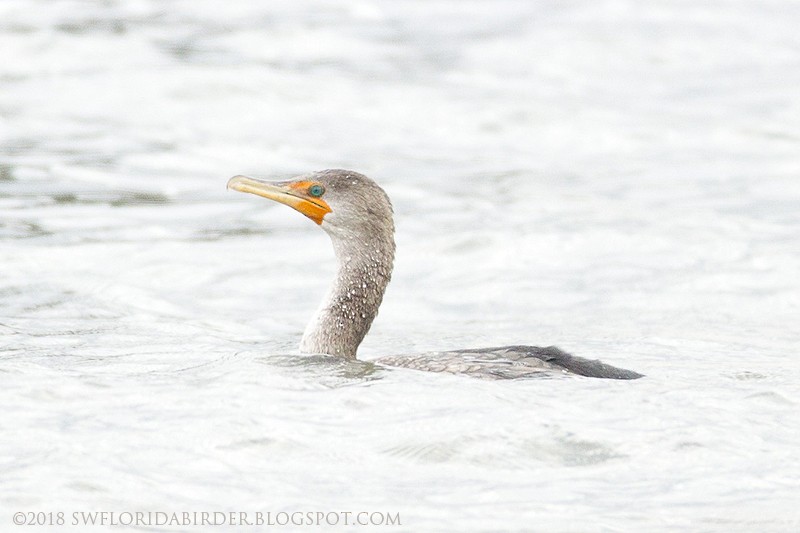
xmin=227 ymin=169 xmax=394 ymax=240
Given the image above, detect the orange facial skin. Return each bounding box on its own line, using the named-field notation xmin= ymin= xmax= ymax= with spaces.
xmin=227 ymin=176 xmax=332 ymax=225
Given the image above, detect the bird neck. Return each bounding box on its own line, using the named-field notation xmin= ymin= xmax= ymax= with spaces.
xmin=300 ymin=230 xmax=395 ymax=359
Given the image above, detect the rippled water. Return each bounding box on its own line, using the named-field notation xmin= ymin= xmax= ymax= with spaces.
xmin=2 ymin=0 xmax=800 ymax=531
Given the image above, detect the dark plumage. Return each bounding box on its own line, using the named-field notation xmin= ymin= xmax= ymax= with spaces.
xmin=377 ymin=346 xmax=643 ymax=380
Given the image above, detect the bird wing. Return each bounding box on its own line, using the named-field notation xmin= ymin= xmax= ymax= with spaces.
xmin=375 ymin=345 xmax=643 ymax=380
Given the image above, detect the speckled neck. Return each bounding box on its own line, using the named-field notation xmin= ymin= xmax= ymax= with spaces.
xmin=299 ymin=229 xmax=395 ymax=358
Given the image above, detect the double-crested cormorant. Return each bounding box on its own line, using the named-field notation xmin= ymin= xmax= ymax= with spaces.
xmin=227 ymin=170 xmax=642 ymax=380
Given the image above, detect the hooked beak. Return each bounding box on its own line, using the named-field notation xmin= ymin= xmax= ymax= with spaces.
xmin=227 ymin=175 xmax=332 ymax=225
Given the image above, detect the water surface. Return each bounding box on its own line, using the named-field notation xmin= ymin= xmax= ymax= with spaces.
xmin=2 ymin=0 xmax=799 ymax=531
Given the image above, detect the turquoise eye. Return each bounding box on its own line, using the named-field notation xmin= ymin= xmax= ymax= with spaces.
xmin=308 ymin=184 xmax=325 ymax=197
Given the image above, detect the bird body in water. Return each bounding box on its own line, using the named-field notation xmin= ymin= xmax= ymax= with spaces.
xmin=227 ymin=169 xmax=642 ymax=380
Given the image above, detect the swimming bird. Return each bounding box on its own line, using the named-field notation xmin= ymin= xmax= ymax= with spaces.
xmin=227 ymin=170 xmax=642 ymax=380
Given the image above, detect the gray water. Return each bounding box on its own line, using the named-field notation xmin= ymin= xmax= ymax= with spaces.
xmin=2 ymin=1 xmax=800 ymax=531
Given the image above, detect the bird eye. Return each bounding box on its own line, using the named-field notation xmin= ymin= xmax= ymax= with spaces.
xmin=308 ymin=184 xmax=325 ymax=197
